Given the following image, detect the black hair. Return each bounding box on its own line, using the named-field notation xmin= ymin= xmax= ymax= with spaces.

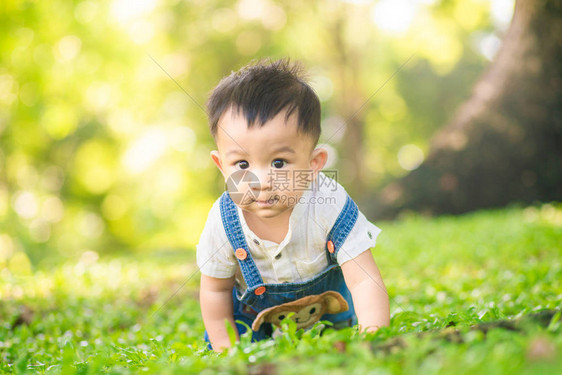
xmin=206 ymin=58 xmax=321 ymax=145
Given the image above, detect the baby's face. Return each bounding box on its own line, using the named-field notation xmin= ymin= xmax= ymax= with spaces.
xmin=211 ymin=107 xmax=326 ymax=220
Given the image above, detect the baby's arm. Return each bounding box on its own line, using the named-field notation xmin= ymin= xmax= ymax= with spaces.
xmin=341 ymin=250 xmax=390 ymax=333
xmin=200 ymin=274 xmax=238 ymax=352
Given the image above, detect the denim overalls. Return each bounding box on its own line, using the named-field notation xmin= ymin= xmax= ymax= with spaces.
xmin=204 ymin=191 xmax=359 ymax=349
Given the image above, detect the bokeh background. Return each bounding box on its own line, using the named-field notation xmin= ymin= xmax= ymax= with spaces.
xmin=1 ymin=0 xmax=557 ymax=274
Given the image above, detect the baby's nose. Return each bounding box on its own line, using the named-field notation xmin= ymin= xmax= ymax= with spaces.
xmin=251 ymin=169 xmax=273 ymax=190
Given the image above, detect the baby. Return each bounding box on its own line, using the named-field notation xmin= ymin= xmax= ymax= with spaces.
xmin=197 ymin=59 xmax=389 ymax=352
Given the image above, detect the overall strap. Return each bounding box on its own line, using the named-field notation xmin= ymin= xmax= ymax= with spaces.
xmin=219 ymin=191 xmax=264 ymax=288
xmin=326 ymin=194 xmax=359 ymax=264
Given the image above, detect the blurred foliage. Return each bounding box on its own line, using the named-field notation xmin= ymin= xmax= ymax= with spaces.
xmin=0 ymin=0 xmax=514 ymax=268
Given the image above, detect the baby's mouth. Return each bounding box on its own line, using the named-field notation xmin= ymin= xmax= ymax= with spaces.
xmin=255 ymin=195 xmax=280 ymax=206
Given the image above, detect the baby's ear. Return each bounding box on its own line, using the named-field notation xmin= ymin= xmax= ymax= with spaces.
xmin=309 ymin=147 xmax=328 ymax=177
xmin=210 ymin=150 xmax=225 ymax=177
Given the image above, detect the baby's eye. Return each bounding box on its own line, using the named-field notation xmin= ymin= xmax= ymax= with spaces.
xmin=271 ymin=159 xmax=287 ymax=169
xmin=235 ymin=160 xmax=249 ymax=170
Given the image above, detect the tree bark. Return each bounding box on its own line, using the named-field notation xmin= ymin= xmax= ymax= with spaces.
xmin=367 ymin=0 xmax=562 ymax=218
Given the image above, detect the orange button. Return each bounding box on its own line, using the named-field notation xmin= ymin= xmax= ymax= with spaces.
xmin=235 ymin=248 xmax=247 ymax=260
xmin=327 ymin=240 xmax=335 ymax=253
xmin=255 ymin=286 xmax=266 ymax=295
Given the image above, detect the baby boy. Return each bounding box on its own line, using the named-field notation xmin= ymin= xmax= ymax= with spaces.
xmin=197 ymin=59 xmax=389 ymax=352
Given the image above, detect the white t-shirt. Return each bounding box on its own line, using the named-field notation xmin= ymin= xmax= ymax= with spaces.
xmin=196 ymin=171 xmax=382 ymax=292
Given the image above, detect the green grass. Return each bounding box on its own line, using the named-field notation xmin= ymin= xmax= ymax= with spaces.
xmin=1 ymin=203 xmax=561 ymax=374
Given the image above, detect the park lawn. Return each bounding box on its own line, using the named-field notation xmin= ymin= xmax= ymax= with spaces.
xmin=1 ymin=203 xmax=561 ymax=374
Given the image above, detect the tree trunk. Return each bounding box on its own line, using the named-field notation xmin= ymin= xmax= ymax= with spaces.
xmin=368 ymin=0 xmax=562 ymax=218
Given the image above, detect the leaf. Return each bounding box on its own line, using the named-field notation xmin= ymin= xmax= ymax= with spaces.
xmin=225 ymin=319 xmax=237 ymax=349
xmin=547 ymin=311 xmax=561 ymax=332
